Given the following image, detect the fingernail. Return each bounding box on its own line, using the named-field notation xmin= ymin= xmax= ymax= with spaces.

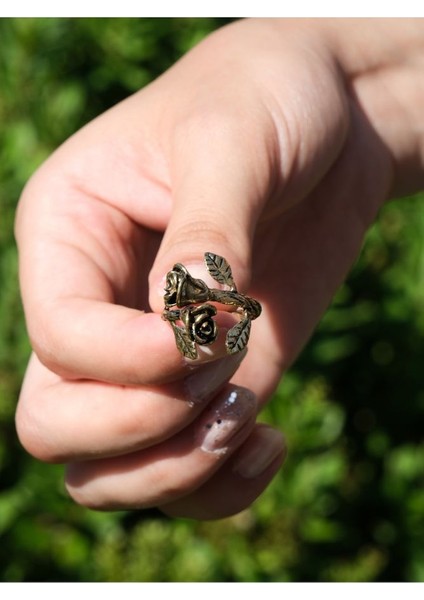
xmin=185 ymin=349 xmax=246 ymax=405
xmin=197 ymin=387 xmax=256 ymax=453
xmin=233 ymin=426 xmax=285 ymax=479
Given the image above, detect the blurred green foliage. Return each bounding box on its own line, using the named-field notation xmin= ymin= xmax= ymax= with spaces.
xmin=0 ymin=18 xmax=423 ymax=582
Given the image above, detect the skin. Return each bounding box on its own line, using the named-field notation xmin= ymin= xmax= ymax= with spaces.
xmin=15 ymin=19 xmax=424 ymax=519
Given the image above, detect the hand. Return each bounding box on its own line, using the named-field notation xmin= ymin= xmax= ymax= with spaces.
xmin=15 ymin=18 xmax=424 ymax=519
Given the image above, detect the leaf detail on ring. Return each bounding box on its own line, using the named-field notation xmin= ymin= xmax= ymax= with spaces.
xmin=205 ymin=252 xmax=236 ymax=290
xmin=226 ymin=318 xmax=251 ymax=354
xmin=171 ymin=323 xmax=197 ymax=359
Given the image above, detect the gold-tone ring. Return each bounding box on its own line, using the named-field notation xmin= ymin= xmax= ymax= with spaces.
xmin=162 ymin=252 xmax=261 ymax=359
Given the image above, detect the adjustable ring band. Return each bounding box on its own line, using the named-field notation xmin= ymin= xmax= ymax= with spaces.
xmin=162 ymin=252 xmax=261 ymax=359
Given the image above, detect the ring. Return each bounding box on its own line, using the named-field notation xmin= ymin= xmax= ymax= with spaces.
xmin=162 ymin=252 xmax=261 ymax=359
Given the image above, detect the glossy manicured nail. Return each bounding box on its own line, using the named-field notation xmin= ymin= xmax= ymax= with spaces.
xmin=233 ymin=426 xmax=285 ymax=479
xmin=197 ymin=387 xmax=256 ymax=453
xmin=184 ymin=349 xmax=246 ymax=405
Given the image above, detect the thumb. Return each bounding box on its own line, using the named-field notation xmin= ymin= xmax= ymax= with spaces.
xmin=148 ymin=114 xmax=274 ymax=313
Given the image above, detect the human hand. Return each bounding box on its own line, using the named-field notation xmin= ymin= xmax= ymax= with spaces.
xmin=15 ymin=18 xmax=424 ymax=519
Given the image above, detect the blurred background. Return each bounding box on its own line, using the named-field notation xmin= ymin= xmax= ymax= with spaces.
xmin=0 ymin=18 xmax=423 ymax=582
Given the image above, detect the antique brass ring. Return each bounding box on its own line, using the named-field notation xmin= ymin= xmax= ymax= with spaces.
xmin=162 ymin=252 xmax=261 ymax=359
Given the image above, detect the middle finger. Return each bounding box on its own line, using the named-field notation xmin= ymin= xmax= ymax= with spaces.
xmin=16 ymin=350 xmax=246 ymax=462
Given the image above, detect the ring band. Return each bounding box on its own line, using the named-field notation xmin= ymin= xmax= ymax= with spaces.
xmin=162 ymin=252 xmax=261 ymax=359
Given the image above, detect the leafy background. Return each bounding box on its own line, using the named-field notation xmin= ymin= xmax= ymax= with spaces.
xmin=0 ymin=18 xmax=423 ymax=582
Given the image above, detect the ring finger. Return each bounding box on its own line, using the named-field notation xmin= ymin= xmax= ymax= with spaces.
xmin=64 ymin=385 xmax=258 ymax=510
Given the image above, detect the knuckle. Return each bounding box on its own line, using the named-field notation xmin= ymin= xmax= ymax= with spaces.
xmin=171 ymin=217 xmax=232 ymax=252
xmin=29 ymin=311 xmax=74 ymax=379
xmin=159 ymin=219 xmax=241 ymax=279
xmin=65 ymin=483 xmax=101 ymax=511
xmin=15 ymin=399 xmax=61 ymax=464
xmin=64 ymin=466 xmax=101 ymax=510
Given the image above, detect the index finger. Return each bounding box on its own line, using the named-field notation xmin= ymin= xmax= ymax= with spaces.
xmin=16 ymin=176 xmax=234 ymax=385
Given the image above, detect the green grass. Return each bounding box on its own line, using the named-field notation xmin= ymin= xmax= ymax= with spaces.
xmin=0 ymin=18 xmax=423 ymax=582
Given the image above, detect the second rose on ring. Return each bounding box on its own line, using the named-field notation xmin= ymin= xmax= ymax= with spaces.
xmin=180 ymin=304 xmax=218 ymax=346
